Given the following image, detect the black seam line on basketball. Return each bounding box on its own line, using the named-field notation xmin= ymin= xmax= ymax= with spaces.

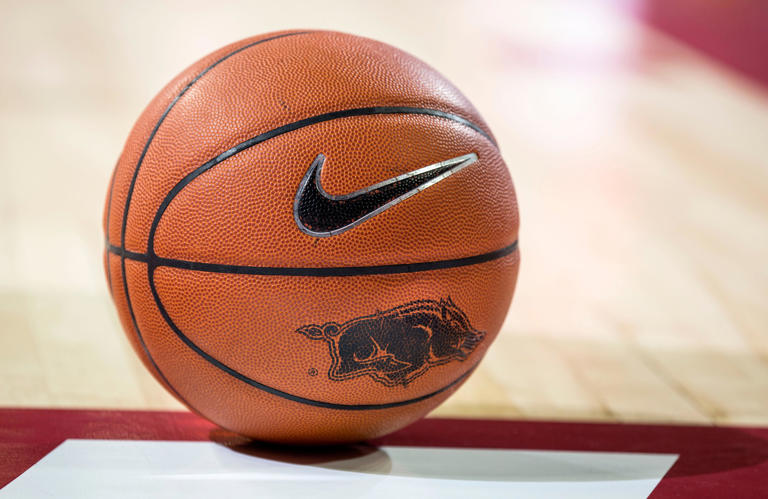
xmin=147 ymin=241 xmax=477 ymax=410
xmin=152 ymin=260 xmax=475 ymax=410
xmin=118 ymin=31 xmax=314 ymax=253
xmin=117 ymin=257 xmax=186 ymax=404
xmin=107 ymin=244 xmax=149 ymax=262
xmin=144 ymin=107 xmax=497 ymax=261
xmin=107 ymin=240 xmax=518 ymax=277
xmin=116 ymin=31 xmax=314 ymax=410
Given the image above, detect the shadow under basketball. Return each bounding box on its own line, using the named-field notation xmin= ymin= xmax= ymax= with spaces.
xmin=209 ymin=427 xmax=684 ymax=483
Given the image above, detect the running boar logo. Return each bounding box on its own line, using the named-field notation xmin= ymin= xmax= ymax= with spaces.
xmin=296 ymin=298 xmax=485 ymax=387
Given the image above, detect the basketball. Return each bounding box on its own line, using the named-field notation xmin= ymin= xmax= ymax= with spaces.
xmin=103 ymin=30 xmax=519 ymax=444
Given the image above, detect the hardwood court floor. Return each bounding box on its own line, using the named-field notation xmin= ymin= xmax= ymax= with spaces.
xmin=1 ymin=0 xmax=766 ymax=426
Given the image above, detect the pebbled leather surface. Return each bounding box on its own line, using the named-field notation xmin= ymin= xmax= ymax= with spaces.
xmin=104 ymin=30 xmax=520 ymax=444
xmin=154 ymin=113 xmax=515 ymax=267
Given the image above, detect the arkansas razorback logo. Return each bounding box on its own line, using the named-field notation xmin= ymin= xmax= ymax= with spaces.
xmin=296 ymin=298 xmax=485 ymax=387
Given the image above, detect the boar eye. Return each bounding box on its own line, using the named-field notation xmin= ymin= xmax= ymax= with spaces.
xmin=448 ymin=314 xmax=468 ymax=330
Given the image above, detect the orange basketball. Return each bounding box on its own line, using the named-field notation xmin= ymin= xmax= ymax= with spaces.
xmin=103 ymin=30 xmax=519 ymax=444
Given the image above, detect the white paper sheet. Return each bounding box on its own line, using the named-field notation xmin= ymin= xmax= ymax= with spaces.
xmin=1 ymin=439 xmax=677 ymax=498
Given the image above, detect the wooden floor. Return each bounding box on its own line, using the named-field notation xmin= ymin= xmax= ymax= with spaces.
xmin=1 ymin=0 xmax=767 ymax=426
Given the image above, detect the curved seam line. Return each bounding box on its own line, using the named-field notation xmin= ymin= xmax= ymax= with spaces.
xmin=111 ymin=30 xmax=500 ymax=410
xmin=142 ymin=242 xmax=515 ymax=409
xmin=115 ymin=31 xmax=314 ymax=408
xmin=149 ymin=260 xmax=477 ymax=411
xmin=144 ymin=106 xmax=498 ymax=262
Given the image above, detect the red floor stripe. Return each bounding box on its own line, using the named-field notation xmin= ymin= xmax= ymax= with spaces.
xmin=1 ymin=408 xmax=766 ymax=497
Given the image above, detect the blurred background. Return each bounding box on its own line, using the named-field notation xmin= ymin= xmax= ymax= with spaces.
xmin=1 ymin=0 xmax=766 ymax=425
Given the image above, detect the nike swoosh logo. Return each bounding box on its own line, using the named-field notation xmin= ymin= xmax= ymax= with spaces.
xmin=294 ymin=152 xmax=478 ymax=237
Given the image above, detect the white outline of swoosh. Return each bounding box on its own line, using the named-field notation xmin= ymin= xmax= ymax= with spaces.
xmin=294 ymin=152 xmax=478 ymax=237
